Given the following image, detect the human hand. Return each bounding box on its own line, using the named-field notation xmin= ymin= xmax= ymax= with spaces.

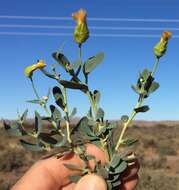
xmin=12 ymin=144 xmax=139 ymax=190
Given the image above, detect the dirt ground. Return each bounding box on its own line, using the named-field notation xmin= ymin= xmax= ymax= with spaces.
xmin=0 ymin=121 xmax=179 ymax=190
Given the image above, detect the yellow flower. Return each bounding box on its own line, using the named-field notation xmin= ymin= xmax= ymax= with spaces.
xmin=72 ymin=9 xmax=89 ymax=45
xmin=72 ymin=8 xmax=87 ymax=24
xmin=154 ymin=31 xmax=172 ymax=58
xmin=24 ymin=60 xmax=46 ymax=78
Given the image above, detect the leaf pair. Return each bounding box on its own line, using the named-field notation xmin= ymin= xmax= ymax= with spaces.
xmin=131 ymin=69 xmax=160 ymax=97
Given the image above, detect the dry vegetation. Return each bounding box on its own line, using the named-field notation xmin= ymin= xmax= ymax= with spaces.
xmin=0 ymin=121 xmax=179 ymax=189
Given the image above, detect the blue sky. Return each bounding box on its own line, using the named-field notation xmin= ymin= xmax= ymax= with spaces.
xmin=0 ymin=0 xmax=179 ymax=120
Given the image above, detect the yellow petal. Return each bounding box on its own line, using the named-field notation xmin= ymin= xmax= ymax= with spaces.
xmin=160 ymin=31 xmax=172 ymax=43
xmin=24 ymin=60 xmax=46 ymax=78
xmin=24 ymin=64 xmax=37 ymax=78
xmin=72 ymin=9 xmax=87 ymax=24
xmin=36 ymin=60 xmax=46 ymax=69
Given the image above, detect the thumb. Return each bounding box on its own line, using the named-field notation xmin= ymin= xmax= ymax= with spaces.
xmin=74 ymin=174 xmax=107 ymax=190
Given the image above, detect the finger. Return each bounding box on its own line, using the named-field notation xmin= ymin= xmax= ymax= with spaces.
xmin=11 ymin=151 xmax=85 ymax=190
xmin=121 ymin=175 xmax=139 ymax=190
xmin=74 ymin=174 xmax=107 ymax=190
xmin=121 ymin=160 xmax=140 ymax=181
xmin=12 ymin=144 xmax=106 ymax=190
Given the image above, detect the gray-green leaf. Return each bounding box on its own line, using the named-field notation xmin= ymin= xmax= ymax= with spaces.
xmin=84 ymin=52 xmax=104 ymax=74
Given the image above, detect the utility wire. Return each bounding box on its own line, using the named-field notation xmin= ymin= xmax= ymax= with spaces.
xmin=0 ymin=24 xmax=179 ymax=31
xmin=0 ymin=31 xmax=179 ymax=38
xmin=0 ymin=15 xmax=179 ymax=22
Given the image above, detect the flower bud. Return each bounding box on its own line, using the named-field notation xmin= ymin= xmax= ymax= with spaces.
xmin=24 ymin=60 xmax=46 ymax=78
xmin=42 ymin=96 xmax=49 ymax=101
xmin=154 ymin=31 xmax=172 ymax=58
xmin=72 ymin=9 xmax=89 ymax=45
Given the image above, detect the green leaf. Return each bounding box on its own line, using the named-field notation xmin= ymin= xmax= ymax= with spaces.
xmin=84 ymin=52 xmax=104 ymax=74
xmin=121 ymin=115 xmax=129 ymax=123
xmin=21 ymin=109 xmax=28 ymax=121
xmin=52 ymin=52 xmax=74 ymax=75
xmin=63 ymin=163 xmax=82 ymax=171
xmin=96 ymin=167 xmax=109 ymax=179
xmin=52 ymin=86 xmax=65 ymax=110
xmin=149 ymin=82 xmax=160 ymax=94
xmin=27 ymin=99 xmax=41 ymax=105
xmin=107 ymin=181 xmax=113 ymax=190
xmin=70 ymin=107 xmax=77 ymax=118
xmin=93 ymin=90 xmax=101 ymax=105
xmin=60 ymin=80 xmax=88 ymax=92
xmin=122 ymin=138 xmax=138 ymax=147
xmin=112 ymin=179 xmax=121 ymax=188
xmin=79 ymin=117 xmax=95 ymax=137
xmin=41 ymin=68 xmax=56 ymax=79
xmin=50 ymin=105 xmax=61 ymax=122
xmin=110 ymin=153 xmax=121 ymax=168
xmin=141 ymin=69 xmax=151 ymax=80
xmin=88 ymin=119 xmax=96 ymax=126
xmin=72 ymin=60 xmax=82 ymax=70
xmin=38 ymin=133 xmax=58 ymax=144
xmin=87 ymin=107 xmax=93 ymax=119
xmin=4 ymin=121 xmax=26 ymax=137
xmin=71 ymin=117 xmax=98 ymax=144
xmin=131 ymin=85 xmax=140 ymax=94
xmin=115 ymin=161 xmax=127 ymax=173
xmin=53 ymin=129 xmax=67 ymax=147
xmin=107 ymin=123 xmax=117 ymax=130
xmin=134 ymin=105 xmax=150 ymax=113
xmin=35 ymin=111 xmax=42 ymax=135
xmin=20 ymin=140 xmax=45 ymax=151
xmin=96 ymin=108 xmax=105 ymax=120
xmin=69 ymin=175 xmax=81 ymax=183
xmin=96 ymin=127 xmax=107 ymax=136
xmin=52 ymin=52 xmax=70 ymax=69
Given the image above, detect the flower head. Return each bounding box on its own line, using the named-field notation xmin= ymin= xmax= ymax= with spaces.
xmin=72 ymin=9 xmax=89 ymax=45
xmin=154 ymin=31 xmax=172 ymax=58
xmin=72 ymin=9 xmax=87 ymax=24
xmin=24 ymin=60 xmax=46 ymax=78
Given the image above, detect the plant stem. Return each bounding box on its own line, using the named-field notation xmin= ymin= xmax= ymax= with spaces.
xmin=30 ymin=78 xmax=40 ymax=100
xmin=115 ymin=58 xmax=161 ymax=151
xmin=79 ymin=44 xmax=82 ymax=60
xmin=86 ymin=91 xmax=97 ymax=119
xmin=30 ymin=78 xmax=50 ymax=116
xmin=115 ymin=97 xmax=143 ymax=151
xmin=63 ymin=87 xmax=72 ymax=144
xmin=77 ymin=44 xmax=110 ymax=160
xmin=151 ymin=57 xmax=160 ymax=77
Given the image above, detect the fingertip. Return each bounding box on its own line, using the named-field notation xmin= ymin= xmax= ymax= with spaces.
xmin=74 ymin=174 xmax=107 ymax=190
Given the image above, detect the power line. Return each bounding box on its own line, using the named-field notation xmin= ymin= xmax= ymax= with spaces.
xmin=0 ymin=31 xmax=179 ymax=38
xmin=0 ymin=24 xmax=179 ymax=31
xmin=0 ymin=15 xmax=179 ymax=22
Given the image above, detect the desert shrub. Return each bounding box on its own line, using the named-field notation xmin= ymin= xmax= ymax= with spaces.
xmin=143 ymin=138 xmax=157 ymax=149
xmin=0 ymin=148 xmax=32 ymax=172
xmin=136 ymin=168 xmax=179 ymax=190
xmin=156 ymin=141 xmax=177 ymax=156
xmin=140 ymin=156 xmax=167 ymax=170
xmin=0 ymin=180 xmax=13 ymax=190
